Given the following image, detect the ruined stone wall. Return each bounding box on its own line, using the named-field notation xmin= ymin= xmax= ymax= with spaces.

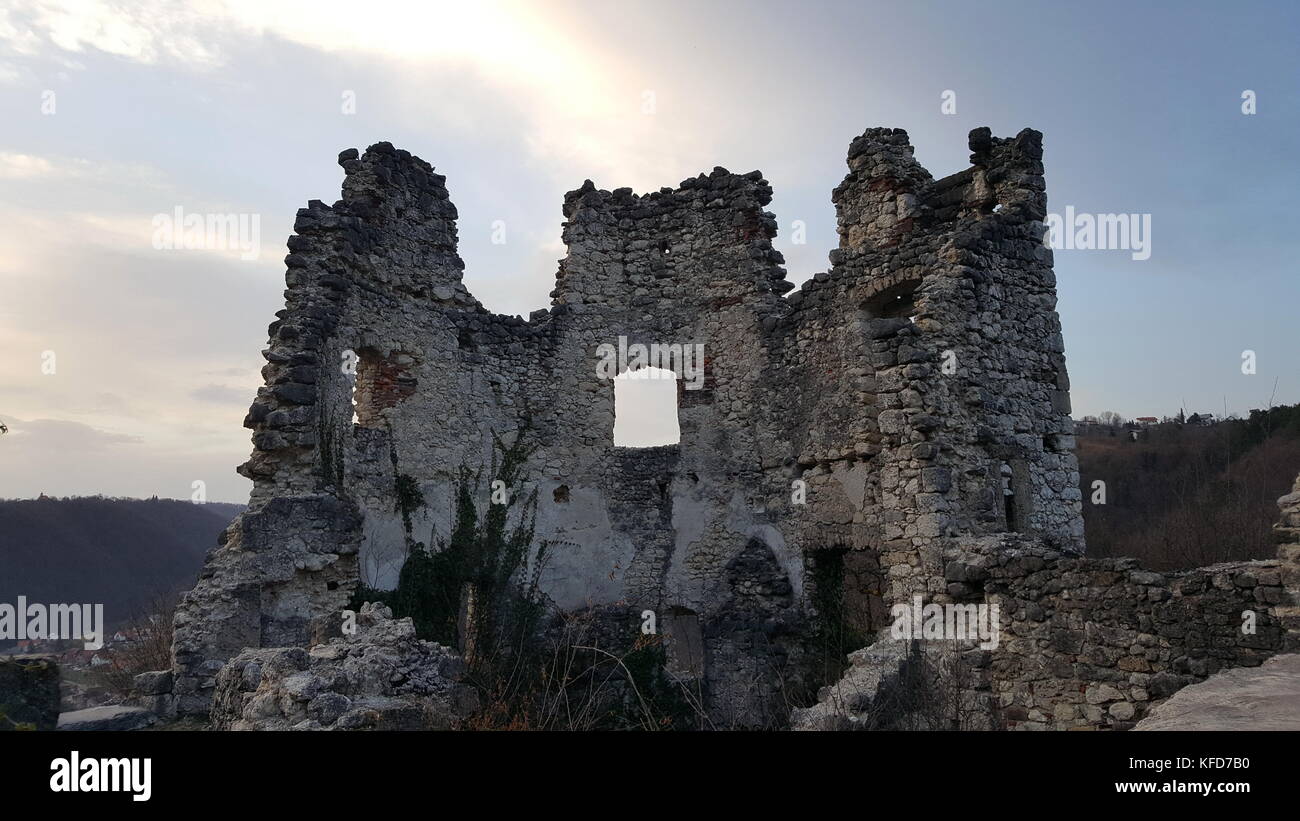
xmin=173 ymin=144 xmax=516 ymax=715
xmin=794 ymin=480 xmax=1300 ymax=731
xmin=969 ymin=540 xmax=1286 ymax=729
xmin=172 ymin=127 xmax=1090 ymax=723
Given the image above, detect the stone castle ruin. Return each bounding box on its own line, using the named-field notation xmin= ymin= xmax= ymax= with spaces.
xmin=167 ymin=127 xmax=1300 ymax=729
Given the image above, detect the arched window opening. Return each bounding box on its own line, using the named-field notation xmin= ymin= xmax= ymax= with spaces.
xmin=863 ymin=278 xmax=923 ymax=322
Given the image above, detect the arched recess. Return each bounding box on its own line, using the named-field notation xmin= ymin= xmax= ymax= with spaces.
xmin=862 ymin=277 xmax=923 ymax=321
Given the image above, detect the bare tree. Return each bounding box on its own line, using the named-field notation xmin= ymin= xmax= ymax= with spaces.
xmin=95 ymin=591 xmax=178 ymax=697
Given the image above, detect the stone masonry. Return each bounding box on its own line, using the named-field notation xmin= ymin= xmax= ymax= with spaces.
xmin=168 ymin=126 xmax=1296 ymax=728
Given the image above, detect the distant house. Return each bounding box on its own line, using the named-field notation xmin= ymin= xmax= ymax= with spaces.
xmin=1135 ymin=416 xmax=1158 ymax=425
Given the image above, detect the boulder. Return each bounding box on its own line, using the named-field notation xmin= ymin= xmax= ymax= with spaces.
xmin=1135 ymin=653 xmax=1300 ymax=731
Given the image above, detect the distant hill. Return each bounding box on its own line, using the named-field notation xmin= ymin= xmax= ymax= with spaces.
xmin=0 ymin=497 xmax=243 ymax=634
xmin=1078 ymin=404 xmax=1300 ymax=569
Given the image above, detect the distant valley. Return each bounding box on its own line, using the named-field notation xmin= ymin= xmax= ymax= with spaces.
xmin=0 ymin=496 xmax=243 ymax=643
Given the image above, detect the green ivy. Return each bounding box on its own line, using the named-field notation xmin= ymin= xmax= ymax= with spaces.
xmin=355 ymin=427 xmax=545 ymax=657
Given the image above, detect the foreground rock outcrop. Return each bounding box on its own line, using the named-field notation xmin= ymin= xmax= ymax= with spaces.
xmin=1134 ymin=653 xmax=1300 ymax=731
xmin=210 ymin=603 xmax=477 ymax=730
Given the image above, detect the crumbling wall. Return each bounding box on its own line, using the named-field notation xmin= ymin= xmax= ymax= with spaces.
xmin=795 ymin=478 xmax=1300 ymax=731
xmin=973 ymin=540 xmax=1286 ymax=729
xmin=173 ymin=144 xmax=507 ymax=715
xmin=172 ymin=127 xmax=1098 ymax=725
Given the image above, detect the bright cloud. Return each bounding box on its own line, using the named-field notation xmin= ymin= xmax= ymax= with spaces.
xmin=2 ymin=0 xmax=712 ymax=189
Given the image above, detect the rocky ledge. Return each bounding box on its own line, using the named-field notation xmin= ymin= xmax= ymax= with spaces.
xmin=1134 ymin=653 xmax=1300 ymax=731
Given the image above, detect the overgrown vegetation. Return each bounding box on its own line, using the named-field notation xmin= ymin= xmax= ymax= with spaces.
xmin=362 ymin=431 xmax=545 ymax=655
xmin=351 ymin=430 xmax=705 ymax=729
xmin=393 ymin=472 xmax=425 ymax=538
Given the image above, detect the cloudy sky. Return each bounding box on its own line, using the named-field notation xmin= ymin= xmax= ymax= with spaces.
xmin=1 ymin=0 xmax=1297 ymax=503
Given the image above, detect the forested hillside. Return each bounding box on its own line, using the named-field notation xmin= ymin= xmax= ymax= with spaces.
xmin=0 ymin=496 xmax=242 ymax=633
xmin=1078 ymin=404 xmax=1300 ymax=569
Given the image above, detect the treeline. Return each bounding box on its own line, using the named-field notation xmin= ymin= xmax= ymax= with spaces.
xmin=1077 ymin=404 xmax=1300 ymax=569
xmin=0 ymin=497 xmax=243 ymax=637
